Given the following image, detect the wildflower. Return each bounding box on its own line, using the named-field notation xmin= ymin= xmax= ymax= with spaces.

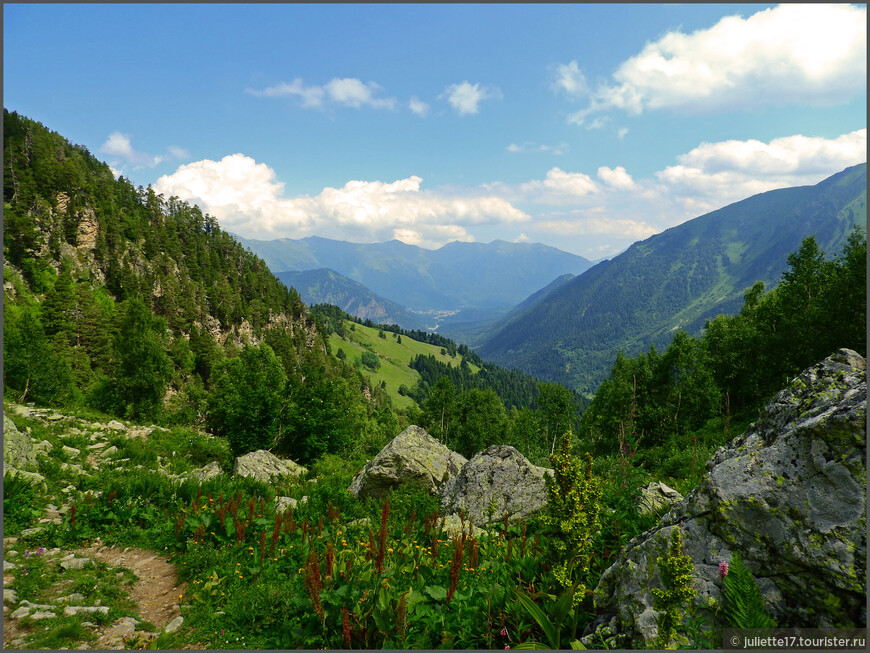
xmin=719 ymin=561 xmax=729 ymax=578
xmin=500 ymin=626 xmax=508 ymax=637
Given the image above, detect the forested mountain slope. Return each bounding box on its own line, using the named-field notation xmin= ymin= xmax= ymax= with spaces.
xmin=478 ymin=163 xmax=867 ymax=394
xmin=3 ymin=109 xmax=397 ymax=462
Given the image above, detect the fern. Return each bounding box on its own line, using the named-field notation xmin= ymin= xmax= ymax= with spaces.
xmin=721 ymin=552 xmax=776 ymax=629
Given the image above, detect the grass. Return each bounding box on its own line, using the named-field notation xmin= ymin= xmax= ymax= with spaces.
xmin=329 ymin=320 xmax=480 ymax=410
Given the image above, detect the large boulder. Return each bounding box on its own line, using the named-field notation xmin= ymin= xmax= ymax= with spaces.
xmin=233 ymin=450 xmax=307 ymax=483
xmin=348 ymin=425 xmax=467 ymax=499
xmin=440 ymin=445 xmax=552 ymax=525
xmin=3 ymin=412 xmax=37 ymax=471
xmin=590 ymin=349 xmax=867 ymax=647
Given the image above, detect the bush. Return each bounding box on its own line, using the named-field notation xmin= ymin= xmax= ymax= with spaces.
xmin=360 ymin=351 xmax=380 ymax=371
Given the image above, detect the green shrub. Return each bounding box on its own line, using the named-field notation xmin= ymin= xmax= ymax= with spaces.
xmin=2 ymin=471 xmax=44 ymax=534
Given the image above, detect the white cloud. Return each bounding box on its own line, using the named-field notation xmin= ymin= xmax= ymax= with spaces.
xmin=536 ymin=212 xmax=658 ymax=239
xmin=247 ymin=76 xmax=397 ymax=110
xmin=598 ymin=165 xmax=636 ymax=190
xmin=656 ymin=129 xmax=867 ymax=213
xmin=506 ymin=141 xmax=569 ymax=155
xmin=154 ymin=154 xmax=528 ymax=248
xmin=552 ymin=60 xmax=587 ymax=96
xmin=324 ymin=78 xmax=396 ymax=109
xmin=409 ymin=96 xmax=430 ymax=117
xmin=99 ymin=133 xmax=189 ymax=170
xmin=167 ymin=145 xmax=190 ymax=160
xmin=100 ymin=132 xmax=163 ymax=168
xmin=442 ymin=81 xmax=502 ymax=115
xmin=519 ymin=167 xmax=600 ymax=202
xmin=246 ymin=78 xmax=325 ymax=107
xmin=565 ymin=4 xmax=866 ymax=124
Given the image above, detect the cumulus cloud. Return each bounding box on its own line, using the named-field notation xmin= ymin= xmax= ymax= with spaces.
xmin=409 ymin=96 xmax=430 ymax=117
xmin=565 ymin=4 xmax=866 ymax=124
xmin=99 ymin=132 xmax=188 ymax=170
xmin=657 ymin=129 xmax=867 ymax=213
xmin=154 ymin=154 xmax=528 ymax=248
xmin=519 ymin=167 xmax=600 ymax=202
xmin=598 ymin=166 xmax=636 ymax=190
xmin=442 ymin=81 xmax=502 ymax=115
xmin=247 ymin=77 xmax=396 ymax=110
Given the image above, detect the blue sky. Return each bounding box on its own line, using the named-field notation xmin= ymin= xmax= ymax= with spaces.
xmin=4 ymin=3 xmax=866 ymax=258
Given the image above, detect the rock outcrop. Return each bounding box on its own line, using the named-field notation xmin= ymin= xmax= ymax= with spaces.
xmin=348 ymin=425 xmax=467 ymax=499
xmin=233 ymin=450 xmax=307 ymax=483
xmin=440 ymin=445 xmax=552 ymax=525
xmin=590 ymin=349 xmax=867 ymax=647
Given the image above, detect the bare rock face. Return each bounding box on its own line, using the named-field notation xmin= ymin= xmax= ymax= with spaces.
xmin=589 ymin=349 xmax=867 ymax=647
xmin=348 ymin=425 xmax=467 ymax=499
xmin=233 ymin=450 xmax=307 ymax=483
xmin=440 ymin=445 xmax=552 ymax=525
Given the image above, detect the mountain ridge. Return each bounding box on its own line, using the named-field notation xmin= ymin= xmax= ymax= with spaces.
xmin=234 ymin=234 xmax=593 ymax=312
xmin=477 ymin=163 xmax=867 ymax=394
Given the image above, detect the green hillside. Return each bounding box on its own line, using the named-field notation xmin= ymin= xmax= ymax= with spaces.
xmin=328 ymin=320 xmax=478 ymax=410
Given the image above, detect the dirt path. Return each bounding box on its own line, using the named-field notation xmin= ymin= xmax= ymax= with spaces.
xmin=74 ymin=544 xmax=187 ymax=647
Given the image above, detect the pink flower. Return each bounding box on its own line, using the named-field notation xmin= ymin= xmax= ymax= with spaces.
xmin=719 ymin=561 xmax=729 ymax=578
xmin=500 ymin=627 xmax=508 ymax=637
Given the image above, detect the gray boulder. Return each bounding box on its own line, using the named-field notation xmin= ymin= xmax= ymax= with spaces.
xmin=440 ymin=445 xmax=552 ymax=525
xmin=591 ymin=349 xmax=867 ymax=647
xmin=188 ymin=460 xmax=224 ymax=483
xmin=3 ymin=412 xmax=37 ymax=471
xmin=348 ymin=425 xmax=467 ymax=499
xmin=233 ymin=450 xmax=306 ymax=482
xmin=637 ymin=481 xmax=684 ymax=516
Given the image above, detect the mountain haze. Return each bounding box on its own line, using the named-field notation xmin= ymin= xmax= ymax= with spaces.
xmin=478 ymin=163 xmax=867 ymax=394
xmin=235 ymin=235 xmax=593 ymax=312
xmin=276 ymin=268 xmax=430 ymax=330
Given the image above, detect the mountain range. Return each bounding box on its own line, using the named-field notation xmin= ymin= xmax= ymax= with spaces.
xmin=234 ymin=235 xmax=593 ymax=315
xmin=477 ymin=163 xmax=867 ymax=394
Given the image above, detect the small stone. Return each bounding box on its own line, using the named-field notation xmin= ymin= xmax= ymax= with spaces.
xmin=106 ymin=420 xmax=127 ymax=431
xmin=63 ymin=605 xmax=109 ymax=617
xmin=62 ymin=446 xmax=81 ymax=458
xmin=4 ymin=560 xmax=17 ymax=570
xmin=4 ymin=588 xmax=18 ymax=604
xmin=100 ymin=445 xmax=119 ymax=458
xmin=87 ymin=442 xmax=108 ymax=450
xmin=56 ymin=592 xmax=86 ymax=604
xmin=164 ymin=615 xmax=184 ymax=633
xmin=6 ymin=551 xmax=18 ymax=558
xmin=31 ymin=610 xmax=57 ymax=620
xmin=11 ymin=606 xmax=31 ymax=619
xmin=60 ymin=557 xmax=92 ymax=570
xmin=19 ymin=526 xmax=46 ymax=538
xmin=274 ymin=496 xmax=298 ymax=512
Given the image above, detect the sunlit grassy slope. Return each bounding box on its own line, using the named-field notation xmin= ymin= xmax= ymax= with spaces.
xmin=328 ymin=320 xmax=479 ymax=410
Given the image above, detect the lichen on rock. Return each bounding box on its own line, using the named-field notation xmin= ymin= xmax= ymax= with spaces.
xmin=589 ymin=349 xmax=867 ymax=647
xmin=440 ymin=445 xmax=552 ymax=525
xmin=348 ymin=425 xmax=467 ymax=499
